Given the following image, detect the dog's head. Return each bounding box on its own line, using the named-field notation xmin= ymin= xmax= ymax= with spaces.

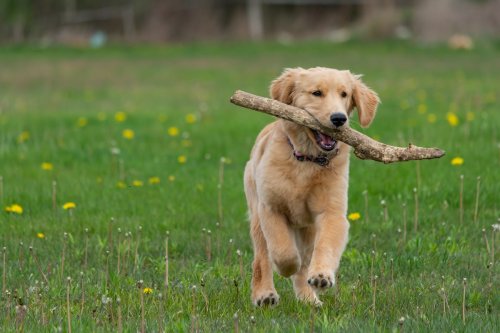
xmin=270 ymin=67 xmax=380 ymax=152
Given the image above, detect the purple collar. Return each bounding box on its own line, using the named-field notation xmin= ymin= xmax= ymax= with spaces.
xmin=287 ymin=138 xmax=336 ymax=167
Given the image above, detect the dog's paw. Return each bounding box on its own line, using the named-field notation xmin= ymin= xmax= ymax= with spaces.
xmin=307 ymin=273 xmax=334 ymax=292
xmin=296 ymin=288 xmax=323 ymax=307
xmin=253 ymin=291 xmax=280 ymax=307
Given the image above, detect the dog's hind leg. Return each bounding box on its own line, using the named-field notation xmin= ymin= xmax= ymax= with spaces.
xmin=250 ymin=215 xmax=279 ymax=306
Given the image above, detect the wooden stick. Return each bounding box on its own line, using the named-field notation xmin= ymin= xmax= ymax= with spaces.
xmin=230 ymin=90 xmax=445 ymax=163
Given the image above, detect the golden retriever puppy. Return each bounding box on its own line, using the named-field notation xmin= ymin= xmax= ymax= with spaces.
xmin=244 ymin=67 xmax=380 ymax=306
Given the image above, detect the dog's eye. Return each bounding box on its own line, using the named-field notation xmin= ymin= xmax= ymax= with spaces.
xmin=312 ymin=90 xmax=322 ymax=97
xmin=341 ymin=91 xmax=347 ymax=98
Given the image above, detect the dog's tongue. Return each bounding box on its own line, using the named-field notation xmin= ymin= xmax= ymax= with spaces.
xmin=318 ymin=132 xmax=335 ymax=146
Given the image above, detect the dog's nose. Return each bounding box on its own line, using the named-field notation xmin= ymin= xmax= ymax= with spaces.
xmin=330 ymin=113 xmax=347 ymax=127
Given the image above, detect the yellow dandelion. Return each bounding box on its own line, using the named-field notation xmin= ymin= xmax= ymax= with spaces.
xmin=348 ymin=212 xmax=361 ymax=221
xmin=451 ymin=157 xmax=464 ymax=166
xmin=427 ymin=113 xmax=437 ymax=124
xmin=168 ymin=175 xmax=175 ymax=182
xmin=115 ymin=112 xmax=127 ymax=122
xmin=17 ymin=131 xmax=30 ymax=143
xmin=122 ymin=129 xmax=135 ymax=140
xmin=148 ymin=177 xmax=160 ymax=185
xmin=185 ymin=113 xmax=197 ymax=124
xmin=466 ymin=111 xmax=475 ymax=122
xmin=417 ymin=104 xmax=427 ymax=114
xmin=167 ymin=126 xmax=180 ymax=137
xmin=446 ymin=112 xmax=459 ymax=127
xmin=62 ymin=202 xmax=76 ymax=210
xmin=417 ymin=90 xmax=427 ymax=101
xmin=132 ymin=180 xmax=144 ymax=187
xmin=41 ymin=162 xmax=54 ymax=171
xmin=77 ymin=117 xmax=88 ymax=127
xmin=399 ymin=100 xmax=410 ymax=110
xmin=36 ymin=232 xmax=45 ymax=239
xmin=97 ymin=112 xmax=107 ymax=121
xmin=143 ymin=287 xmax=153 ymax=294
xmin=177 ymin=155 xmax=187 ymax=164
xmin=116 ymin=181 xmax=126 ymax=189
xmin=5 ymin=204 xmax=23 ymax=215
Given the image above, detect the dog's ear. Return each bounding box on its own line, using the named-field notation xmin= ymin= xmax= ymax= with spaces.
xmin=270 ymin=68 xmax=302 ymax=104
xmin=351 ymin=74 xmax=380 ymax=128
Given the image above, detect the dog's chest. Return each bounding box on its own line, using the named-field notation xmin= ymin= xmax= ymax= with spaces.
xmin=284 ymin=199 xmax=315 ymax=227
xmin=268 ymin=178 xmax=324 ymax=228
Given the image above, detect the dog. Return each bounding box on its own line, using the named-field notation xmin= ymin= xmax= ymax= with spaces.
xmin=243 ymin=67 xmax=380 ymax=306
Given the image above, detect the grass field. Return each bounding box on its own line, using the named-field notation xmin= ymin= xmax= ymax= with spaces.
xmin=0 ymin=41 xmax=499 ymax=332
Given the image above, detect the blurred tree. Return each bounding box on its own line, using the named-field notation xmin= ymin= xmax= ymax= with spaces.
xmin=0 ymin=0 xmax=33 ymax=41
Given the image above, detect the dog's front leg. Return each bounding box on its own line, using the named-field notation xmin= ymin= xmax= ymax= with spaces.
xmin=259 ymin=203 xmax=300 ymax=277
xmin=307 ymin=214 xmax=349 ymax=292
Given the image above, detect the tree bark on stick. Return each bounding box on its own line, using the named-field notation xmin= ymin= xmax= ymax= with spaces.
xmin=230 ymin=90 xmax=445 ymax=164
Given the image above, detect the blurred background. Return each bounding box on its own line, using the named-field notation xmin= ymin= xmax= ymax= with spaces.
xmin=0 ymin=0 xmax=498 ymax=46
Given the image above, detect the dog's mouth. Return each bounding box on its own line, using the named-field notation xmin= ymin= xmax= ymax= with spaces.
xmin=312 ymin=130 xmax=337 ymax=151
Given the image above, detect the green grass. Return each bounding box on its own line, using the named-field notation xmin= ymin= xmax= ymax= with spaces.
xmin=0 ymin=40 xmax=499 ymax=332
